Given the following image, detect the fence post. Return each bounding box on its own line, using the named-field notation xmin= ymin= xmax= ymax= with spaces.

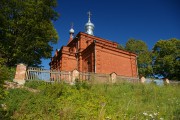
xmin=110 ymin=72 xmax=117 ymax=83
xmin=71 ymin=69 xmax=79 ymax=83
xmin=13 ymin=63 xmax=27 ymax=85
xmin=140 ymin=76 xmax=146 ymax=83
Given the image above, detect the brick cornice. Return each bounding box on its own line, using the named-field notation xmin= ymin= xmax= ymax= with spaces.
xmin=95 ymin=41 xmax=137 ymax=57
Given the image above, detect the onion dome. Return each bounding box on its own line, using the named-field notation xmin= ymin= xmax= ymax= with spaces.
xmin=85 ymin=11 xmax=94 ymax=35
xmin=68 ymin=23 xmax=74 ymax=44
xmin=69 ymin=28 xmax=74 ymax=34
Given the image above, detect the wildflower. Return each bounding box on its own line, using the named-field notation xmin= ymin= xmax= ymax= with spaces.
xmin=149 ymin=114 xmax=153 ymax=118
xmin=105 ymin=116 xmax=111 ymax=120
xmin=143 ymin=112 xmax=148 ymax=116
xmin=154 ymin=112 xmax=158 ymax=116
xmin=1 ymin=104 xmax=7 ymax=110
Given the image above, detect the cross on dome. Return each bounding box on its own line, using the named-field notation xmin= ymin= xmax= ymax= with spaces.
xmin=87 ymin=11 xmax=92 ymax=22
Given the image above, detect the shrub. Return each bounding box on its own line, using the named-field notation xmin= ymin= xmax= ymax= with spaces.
xmin=74 ymin=79 xmax=92 ymax=90
xmin=0 ymin=59 xmax=8 ymax=99
xmin=25 ymin=80 xmax=47 ymax=89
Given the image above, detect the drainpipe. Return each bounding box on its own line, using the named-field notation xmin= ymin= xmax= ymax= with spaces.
xmin=94 ymin=40 xmax=96 ymax=73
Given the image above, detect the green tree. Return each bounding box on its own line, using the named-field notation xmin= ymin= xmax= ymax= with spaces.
xmin=0 ymin=0 xmax=59 ymax=67
xmin=125 ymin=38 xmax=153 ymax=77
xmin=153 ymin=38 xmax=180 ymax=80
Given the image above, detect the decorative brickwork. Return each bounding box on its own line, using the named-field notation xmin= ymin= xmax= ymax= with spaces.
xmin=50 ymin=32 xmax=138 ymax=78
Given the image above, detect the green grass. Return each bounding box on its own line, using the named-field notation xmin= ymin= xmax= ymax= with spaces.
xmin=0 ymin=81 xmax=180 ymax=120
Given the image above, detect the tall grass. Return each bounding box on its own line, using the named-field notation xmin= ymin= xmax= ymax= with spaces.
xmin=1 ymin=81 xmax=179 ymax=119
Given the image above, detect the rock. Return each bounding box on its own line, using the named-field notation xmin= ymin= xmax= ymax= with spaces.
xmin=4 ymin=81 xmax=23 ymax=89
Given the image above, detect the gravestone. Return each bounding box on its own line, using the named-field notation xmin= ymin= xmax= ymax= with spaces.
xmin=140 ymin=76 xmax=146 ymax=83
xmin=110 ymin=72 xmax=117 ymax=83
xmin=71 ymin=69 xmax=79 ymax=83
xmin=163 ymin=78 xmax=170 ymax=85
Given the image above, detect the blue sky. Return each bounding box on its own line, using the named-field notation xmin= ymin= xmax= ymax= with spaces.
xmin=41 ymin=0 xmax=180 ymax=69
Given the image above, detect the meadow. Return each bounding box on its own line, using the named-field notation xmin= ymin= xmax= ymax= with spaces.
xmin=0 ymin=80 xmax=179 ymax=120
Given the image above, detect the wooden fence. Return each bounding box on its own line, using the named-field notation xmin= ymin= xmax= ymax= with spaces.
xmin=26 ymin=67 xmax=71 ymax=82
xmin=25 ymin=67 xmax=139 ymax=83
xmin=15 ymin=64 xmax=178 ymax=85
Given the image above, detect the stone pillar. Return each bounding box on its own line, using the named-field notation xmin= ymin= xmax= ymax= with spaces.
xmin=110 ymin=72 xmax=117 ymax=83
xmin=163 ymin=78 xmax=170 ymax=85
xmin=71 ymin=69 xmax=79 ymax=83
xmin=140 ymin=76 xmax=146 ymax=83
xmin=13 ymin=63 xmax=27 ymax=85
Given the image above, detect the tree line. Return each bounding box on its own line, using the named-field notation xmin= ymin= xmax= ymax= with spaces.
xmin=118 ymin=38 xmax=180 ymax=80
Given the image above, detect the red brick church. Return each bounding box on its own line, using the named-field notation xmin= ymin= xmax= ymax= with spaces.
xmin=50 ymin=12 xmax=138 ymax=77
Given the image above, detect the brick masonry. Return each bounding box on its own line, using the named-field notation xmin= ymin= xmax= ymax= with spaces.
xmin=50 ymin=32 xmax=138 ymax=78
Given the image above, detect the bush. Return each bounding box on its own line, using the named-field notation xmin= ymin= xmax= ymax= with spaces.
xmin=0 ymin=59 xmax=8 ymax=99
xmin=25 ymin=80 xmax=47 ymax=89
xmin=0 ymin=58 xmax=16 ymax=120
xmin=0 ymin=66 xmax=15 ymax=98
xmin=75 ymin=79 xmax=92 ymax=90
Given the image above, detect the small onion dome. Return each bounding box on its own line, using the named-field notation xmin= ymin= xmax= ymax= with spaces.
xmin=69 ymin=28 xmax=74 ymax=34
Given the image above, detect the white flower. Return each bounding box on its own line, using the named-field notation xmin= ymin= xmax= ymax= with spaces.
xmin=105 ymin=116 xmax=111 ymax=120
xmin=149 ymin=114 xmax=153 ymax=118
xmin=154 ymin=112 xmax=158 ymax=116
xmin=143 ymin=112 xmax=148 ymax=116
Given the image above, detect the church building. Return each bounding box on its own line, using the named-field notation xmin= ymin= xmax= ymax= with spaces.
xmin=49 ymin=12 xmax=138 ymax=77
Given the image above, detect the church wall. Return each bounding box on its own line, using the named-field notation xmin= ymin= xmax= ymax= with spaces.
xmin=50 ymin=32 xmax=138 ymax=78
xmin=61 ymin=54 xmax=77 ymax=71
xmin=81 ymin=46 xmax=95 ymax=72
xmin=95 ymin=46 xmax=137 ymax=77
xmin=50 ymin=56 xmax=60 ymax=71
xmin=79 ymin=34 xmax=93 ymax=52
